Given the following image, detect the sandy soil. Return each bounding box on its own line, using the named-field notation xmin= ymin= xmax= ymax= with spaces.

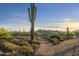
xmin=35 ymin=38 xmax=79 ymax=56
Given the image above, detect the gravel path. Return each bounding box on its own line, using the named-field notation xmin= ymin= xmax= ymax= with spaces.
xmin=35 ymin=39 xmax=55 ymax=56
xmin=35 ymin=38 xmax=79 ymax=56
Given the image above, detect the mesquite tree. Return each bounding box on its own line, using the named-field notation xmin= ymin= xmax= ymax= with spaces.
xmin=28 ymin=3 xmax=37 ymax=44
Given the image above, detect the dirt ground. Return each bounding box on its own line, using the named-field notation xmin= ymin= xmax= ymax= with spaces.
xmin=35 ymin=38 xmax=79 ymax=56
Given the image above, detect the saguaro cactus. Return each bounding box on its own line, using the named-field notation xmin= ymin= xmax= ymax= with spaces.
xmin=66 ymin=27 xmax=69 ymax=39
xmin=28 ymin=3 xmax=37 ymax=44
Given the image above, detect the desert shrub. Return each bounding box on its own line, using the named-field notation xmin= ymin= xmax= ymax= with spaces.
xmin=11 ymin=31 xmax=29 ymax=36
xmin=64 ymin=32 xmax=76 ymax=39
xmin=5 ymin=38 xmax=19 ymax=45
xmin=50 ymin=32 xmax=64 ymax=45
xmin=32 ymin=40 xmax=40 ymax=45
xmin=69 ymin=32 xmax=76 ymax=38
xmin=18 ymin=45 xmax=33 ymax=55
xmin=6 ymin=38 xmax=30 ymax=46
xmin=0 ymin=41 xmax=34 ymax=56
xmin=0 ymin=28 xmax=12 ymax=38
xmin=50 ymin=32 xmax=63 ymax=41
xmin=0 ymin=41 xmax=19 ymax=52
xmin=23 ymin=38 xmax=30 ymax=43
xmin=0 ymin=39 xmax=7 ymax=42
xmin=31 ymin=40 xmax=40 ymax=54
xmin=50 ymin=38 xmax=60 ymax=45
xmin=5 ymin=33 xmax=12 ymax=39
xmin=31 ymin=40 xmax=40 ymax=49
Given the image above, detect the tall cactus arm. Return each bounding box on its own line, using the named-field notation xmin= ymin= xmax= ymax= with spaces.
xmin=34 ymin=6 xmax=37 ymax=21
xmin=28 ymin=7 xmax=32 ymax=23
xmin=31 ymin=3 xmax=33 ymax=21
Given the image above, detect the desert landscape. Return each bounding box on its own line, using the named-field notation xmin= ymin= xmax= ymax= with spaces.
xmin=0 ymin=3 xmax=79 ymax=56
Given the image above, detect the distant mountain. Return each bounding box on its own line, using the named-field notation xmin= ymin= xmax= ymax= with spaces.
xmin=73 ymin=29 xmax=79 ymax=32
xmin=35 ymin=29 xmax=65 ymax=37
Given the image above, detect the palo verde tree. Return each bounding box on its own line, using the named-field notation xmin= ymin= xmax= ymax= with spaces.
xmin=28 ymin=3 xmax=37 ymax=44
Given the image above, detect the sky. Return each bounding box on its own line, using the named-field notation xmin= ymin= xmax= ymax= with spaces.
xmin=0 ymin=3 xmax=79 ymax=31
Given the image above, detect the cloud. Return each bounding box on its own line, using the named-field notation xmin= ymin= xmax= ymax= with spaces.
xmin=63 ymin=18 xmax=72 ymax=22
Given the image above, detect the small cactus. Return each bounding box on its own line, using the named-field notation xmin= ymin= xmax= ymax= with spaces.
xmin=66 ymin=27 xmax=69 ymax=39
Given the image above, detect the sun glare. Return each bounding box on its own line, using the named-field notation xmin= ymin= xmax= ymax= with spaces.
xmin=63 ymin=22 xmax=79 ymax=31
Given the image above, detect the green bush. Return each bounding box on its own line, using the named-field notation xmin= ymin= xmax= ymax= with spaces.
xmin=0 ymin=28 xmax=12 ymax=38
xmin=18 ymin=45 xmax=33 ymax=55
xmin=50 ymin=38 xmax=60 ymax=45
xmin=6 ymin=38 xmax=30 ymax=46
xmin=32 ymin=40 xmax=40 ymax=45
xmin=30 ymin=40 xmax=40 ymax=52
xmin=11 ymin=31 xmax=29 ymax=36
xmin=23 ymin=38 xmax=30 ymax=43
xmin=64 ymin=32 xmax=76 ymax=39
xmin=0 ymin=41 xmax=19 ymax=52
xmin=50 ymin=32 xmax=64 ymax=45
xmin=0 ymin=41 xmax=33 ymax=55
xmin=50 ymin=32 xmax=63 ymax=41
